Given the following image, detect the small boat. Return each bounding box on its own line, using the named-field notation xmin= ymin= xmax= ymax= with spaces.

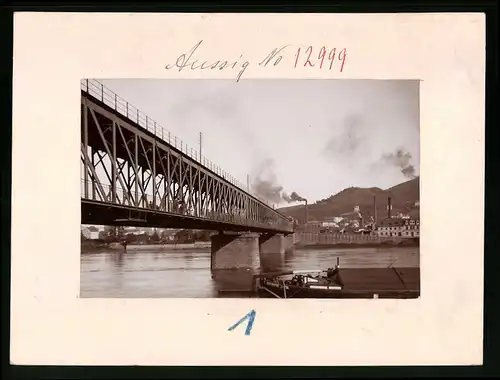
xmin=257 ymin=268 xmax=344 ymax=299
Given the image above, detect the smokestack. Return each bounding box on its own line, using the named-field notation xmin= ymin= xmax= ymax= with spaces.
xmin=304 ymin=200 xmax=308 ymax=224
xmin=387 ymin=196 xmax=392 ymax=219
xmin=247 ymin=174 xmax=250 ymax=192
xmin=373 ymin=196 xmax=377 ymax=226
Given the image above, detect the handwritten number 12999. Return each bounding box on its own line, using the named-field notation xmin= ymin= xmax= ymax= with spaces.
xmin=294 ymin=46 xmax=347 ymax=72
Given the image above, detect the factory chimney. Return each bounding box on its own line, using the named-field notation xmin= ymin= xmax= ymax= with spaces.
xmin=387 ymin=196 xmax=392 ymax=219
xmin=304 ymin=199 xmax=309 ymax=224
xmin=373 ymin=196 xmax=377 ymax=226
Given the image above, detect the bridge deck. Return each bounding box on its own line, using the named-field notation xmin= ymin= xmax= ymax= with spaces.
xmin=80 ymin=79 xmax=294 ymax=234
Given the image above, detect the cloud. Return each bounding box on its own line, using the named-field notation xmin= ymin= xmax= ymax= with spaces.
xmin=322 ymin=113 xmax=367 ymax=158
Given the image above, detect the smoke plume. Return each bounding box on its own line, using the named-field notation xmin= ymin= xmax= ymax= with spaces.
xmin=253 ymin=179 xmax=284 ymax=204
xmin=250 ymin=159 xmax=306 ymax=205
xmin=381 ymin=148 xmax=417 ymax=179
xmin=250 ymin=158 xmax=284 ymax=204
xmin=283 ymin=191 xmax=307 ymax=202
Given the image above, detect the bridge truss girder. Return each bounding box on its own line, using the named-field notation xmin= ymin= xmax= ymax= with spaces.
xmin=81 ymin=93 xmax=293 ymax=233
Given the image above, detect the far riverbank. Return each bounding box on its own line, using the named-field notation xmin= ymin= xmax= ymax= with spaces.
xmin=81 ymin=241 xmax=211 ymax=254
xmin=296 ymin=239 xmax=419 ymax=250
xmin=81 ymin=237 xmax=418 ymax=254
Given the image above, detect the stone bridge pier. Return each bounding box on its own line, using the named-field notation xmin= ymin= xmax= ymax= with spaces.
xmin=210 ymin=232 xmax=260 ymax=293
xmin=211 ymin=232 xmax=297 ymax=292
xmin=259 ymin=233 xmax=296 ymax=255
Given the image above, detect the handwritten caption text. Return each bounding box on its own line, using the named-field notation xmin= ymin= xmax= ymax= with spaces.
xmin=165 ymin=40 xmax=347 ymax=82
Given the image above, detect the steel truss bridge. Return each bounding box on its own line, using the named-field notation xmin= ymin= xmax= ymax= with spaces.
xmin=81 ymin=79 xmax=294 ymax=234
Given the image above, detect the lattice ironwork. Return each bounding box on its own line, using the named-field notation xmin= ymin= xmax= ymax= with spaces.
xmin=81 ymin=80 xmax=294 ymax=234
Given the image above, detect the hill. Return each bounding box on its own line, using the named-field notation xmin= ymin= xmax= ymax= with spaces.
xmin=277 ymin=177 xmax=420 ymax=223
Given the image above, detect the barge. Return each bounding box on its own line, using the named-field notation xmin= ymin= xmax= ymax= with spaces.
xmin=256 ymin=260 xmax=420 ymax=299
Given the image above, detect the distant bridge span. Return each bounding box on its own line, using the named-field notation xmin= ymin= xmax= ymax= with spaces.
xmin=80 ymin=79 xmax=294 ymax=234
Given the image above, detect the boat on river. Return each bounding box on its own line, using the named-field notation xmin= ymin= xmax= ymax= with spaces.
xmin=257 ymin=259 xmax=420 ymax=299
xmin=257 ymin=268 xmax=345 ymax=299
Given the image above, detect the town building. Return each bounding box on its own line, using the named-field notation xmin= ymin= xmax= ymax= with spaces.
xmin=122 ymin=227 xmax=145 ymax=236
xmin=303 ymin=221 xmax=328 ymax=233
xmin=340 ymin=206 xmax=363 ymax=222
xmin=81 ymin=225 xmax=100 ymax=240
xmin=377 ymin=217 xmax=420 ymax=238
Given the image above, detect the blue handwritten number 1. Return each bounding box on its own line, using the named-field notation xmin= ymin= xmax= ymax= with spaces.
xmin=228 ymin=309 xmax=256 ymax=336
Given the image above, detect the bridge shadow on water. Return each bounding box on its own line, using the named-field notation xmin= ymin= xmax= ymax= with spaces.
xmin=212 ymin=248 xmax=294 ymax=298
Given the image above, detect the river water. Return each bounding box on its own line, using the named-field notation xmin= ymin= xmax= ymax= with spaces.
xmin=80 ymin=246 xmax=419 ymax=298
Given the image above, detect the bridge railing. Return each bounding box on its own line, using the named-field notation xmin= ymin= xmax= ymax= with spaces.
xmin=81 ymin=178 xmax=293 ymax=232
xmin=81 ymin=79 xmax=277 ymax=210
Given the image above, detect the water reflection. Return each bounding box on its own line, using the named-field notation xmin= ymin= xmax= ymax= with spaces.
xmin=260 ymin=250 xmax=286 ymax=273
xmin=80 ymin=247 xmax=419 ymax=298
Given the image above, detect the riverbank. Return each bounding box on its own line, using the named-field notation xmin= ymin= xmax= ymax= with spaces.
xmin=81 ymin=241 xmax=211 ymax=254
xmin=123 ymin=242 xmax=211 ymax=252
xmin=296 ymin=239 xmax=419 ymax=250
xmin=81 ymin=237 xmax=419 ymax=254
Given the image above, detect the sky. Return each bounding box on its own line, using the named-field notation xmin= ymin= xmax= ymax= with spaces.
xmin=96 ymin=79 xmax=420 ymax=205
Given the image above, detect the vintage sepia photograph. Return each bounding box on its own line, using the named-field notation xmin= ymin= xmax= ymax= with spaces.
xmin=80 ymin=78 xmax=420 ymax=299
